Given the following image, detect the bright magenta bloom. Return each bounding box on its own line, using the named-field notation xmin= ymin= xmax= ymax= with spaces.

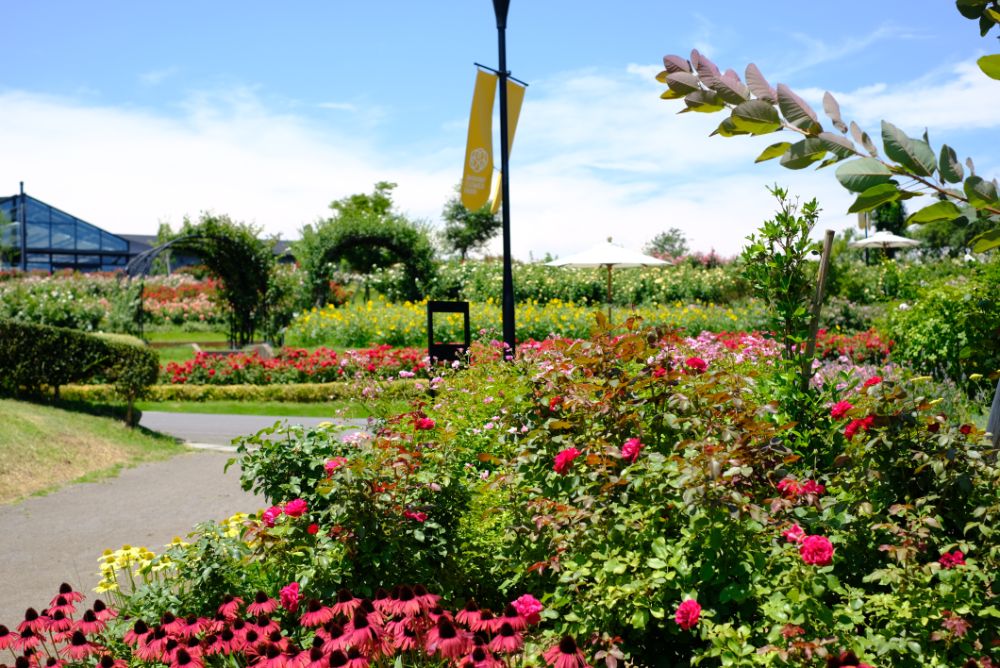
xmin=415 ymin=417 xmax=435 ymax=430
xmin=782 ymin=524 xmax=806 ymax=544
xmin=621 ymin=438 xmax=643 ymax=463
xmin=862 ymin=375 xmax=882 ymax=388
xmin=684 ymin=357 xmax=708 ymax=373
xmin=404 ymin=510 xmax=428 ymax=522
xmin=674 ymin=599 xmax=701 ymax=630
xmin=280 ymin=582 xmax=301 ymax=612
xmin=325 ymin=457 xmax=348 ymax=474
xmin=511 ymin=594 xmax=543 ymax=625
xmin=284 ymin=499 xmax=308 ymax=518
xmin=553 ymin=447 xmax=581 ymax=475
xmin=844 ymin=415 xmax=875 ymax=441
xmin=830 ymin=400 xmax=853 ymax=419
xmin=799 ymin=535 xmax=834 ymax=566
xmin=262 ymin=506 xmax=282 ymax=528
xmin=939 ymin=550 xmax=966 ymax=568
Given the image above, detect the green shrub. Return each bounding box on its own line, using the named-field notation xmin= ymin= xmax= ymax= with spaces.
xmin=881 ymin=256 xmax=1000 ymax=391
xmin=0 ymin=319 xmax=158 ymax=424
xmin=60 ymin=378 xmax=420 ymax=403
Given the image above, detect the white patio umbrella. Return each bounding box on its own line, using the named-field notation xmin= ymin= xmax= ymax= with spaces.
xmin=546 ymin=238 xmax=668 ymax=317
xmin=848 ymin=230 xmax=921 ymax=250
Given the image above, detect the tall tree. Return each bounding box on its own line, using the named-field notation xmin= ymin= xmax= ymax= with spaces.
xmin=440 ymin=193 xmax=501 ymax=262
xmin=644 ymin=227 xmax=689 ymax=261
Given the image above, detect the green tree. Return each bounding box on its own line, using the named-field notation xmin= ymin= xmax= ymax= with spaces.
xmin=293 ymin=182 xmax=436 ymax=305
xmin=643 ymin=227 xmax=689 ymax=260
xmin=440 ymin=192 xmax=501 ymax=261
xmin=0 ymin=210 xmax=18 ymax=270
xmin=167 ymin=214 xmax=277 ymax=347
xmin=654 ymin=6 xmax=1000 ymax=251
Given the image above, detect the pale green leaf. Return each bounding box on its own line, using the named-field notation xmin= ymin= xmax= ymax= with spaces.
xmin=971 ymin=229 xmax=1000 ymax=253
xmin=779 ymin=138 xmax=826 ymax=169
xmin=816 ymin=131 xmax=856 ymax=159
xmin=906 ymin=201 xmax=962 ymax=224
xmin=730 ymin=100 xmax=781 ymax=135
xmin=711 ymin=118 xmax=749 ymax=137
xmin=755 ymin=142 xmax=792 ymax=163
xmin=881 ymin=120 xmax=936 ymax=177
xmin=847 ymin=183 xmax=901 ymax=213
xmin=682 ymin=90 xmax=725 ymax=113
xmin=964 ymin=175 xmax=1000 ymax=209
xmin=977 ymin=54 xmax=1000 ymax=80
xmin=835 ymin=157 xmax=893 ymax=192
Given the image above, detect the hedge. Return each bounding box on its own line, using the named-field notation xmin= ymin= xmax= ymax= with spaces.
xmin=60 ymin=379 xmax=420 ymax=403
xmin=0 ymin=319 xmax=159 ymax=425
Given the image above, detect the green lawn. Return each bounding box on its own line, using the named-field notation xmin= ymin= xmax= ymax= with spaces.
xmin=0 ymin=399 xmax=185 ymax=505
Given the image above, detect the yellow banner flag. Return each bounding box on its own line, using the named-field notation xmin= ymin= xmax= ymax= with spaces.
xmin=491 ymin=79 xmax=526 ymax=215
xmin=461 ymin=70 xmax=497 ymax=210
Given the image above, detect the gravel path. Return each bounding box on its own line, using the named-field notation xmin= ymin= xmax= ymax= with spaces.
xmin=0 ymin=413 xmax=367 ymax=625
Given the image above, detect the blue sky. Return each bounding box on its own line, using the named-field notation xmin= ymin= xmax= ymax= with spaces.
xmin=2 ymin=2 xmax=998 ymax=258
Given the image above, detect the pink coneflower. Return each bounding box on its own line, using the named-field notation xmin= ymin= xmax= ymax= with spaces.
xmin=42 ymin=657 xmax=68 ymax=668
xmin=75 ymin=610 xmax=106 ymax=635
xmin=135 ymin=631 xmax=162 ymax=662
xmin=412 ymin=585 xmax=439 ymax=611
xmin=242 ymin=629 xmax=262 ymax=649
xmin=96 ymin=654 xmax=128 ymax=668
xmin=18 ymin=609 xmax=44 ymax=634
xmin=371 ymin=588 xmax=391 ymax=615
xmin=248 ymin=591 xmax=279 ymax=617
xmin=215 ymin=628 xmax=238 ymax=654
xmin=59 ymin=631 xmax=96 ymax=661
xmin=345 ymin=648 xmax=369 ymax=668
xmin=388 ymin=586 xmax=421 ymax=617
xmin=13 ymin=628 xmax=40 ymax=652
xmin=345 ymin=610 xmax=382 ymax=650
xmin=162 ymin=637 xmax=181 ymax=663
xmin=218 ymin=595 xmax=244 ymax=620
xmin=123 ymin=620 xmax=149 ymax=647
xmin=327 ymin=650 xmax=348 ymax=668
xmin=52 ymin=583 xmax=85 ymax=605
xmin=170 ymin=648 xmax=204 ymax=668
xmin=463 ymin=646 xmax=504 ymax=668
xmin=303 ymin=646 xmax=327 ymax=668
xmin=45 ymin=611 xmax=73 ymax=633
xmin=254 ymin=643 xmax=288 ymax=668
xmin=495 ymin=604 xmax=527 ymax=632
xmin=47 ymin=595 xmax=75 ymax=617
xmin=394 ymin=625 xmax=420 ymax=652
xmin=0 ymin=625 xmax=18 ymax=650
xmin=426 ymin=617 xmax=470 ymax=659
xmin=319 ymin=622 xmax=347 ymax=653
xmin=331 ymin=589 xmax=360 ymax=617
xmin=202 ymin=634 xmax=222 ymax=656
xmin=160 ymin=612 xmax=185 ymax=636
xmin=300 ymin=600 xmax=334 ymax=628
xmin=542 ymin=636 xmax=590 ymax=668
xmin=456 ymin=599 xmax=480 ymax=627
xmin=253 ymin=615 xmax=280 ymax=637
xmin=92 ymin=599 xmax=116 ymax=621
xmin=469 ymin=610 xmax=496 ymax=633
xmin=358 ymin=598 xmax=383 ymax=626
xmin=488 ymin=623 xmax=523 ymax=654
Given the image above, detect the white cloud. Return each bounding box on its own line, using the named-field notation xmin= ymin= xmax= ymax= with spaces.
xmin=139 ymin=67 xmax=178 ymax=86
xmin=1 ymin=55 xmax=997 ymax=264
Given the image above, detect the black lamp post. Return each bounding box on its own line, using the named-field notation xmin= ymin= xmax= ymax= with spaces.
xmin=492 ymin=0 xmax=516 ymax=358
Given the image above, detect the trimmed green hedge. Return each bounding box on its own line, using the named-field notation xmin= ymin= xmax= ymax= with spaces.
xmin=60 ymin=379 xmax=420 ymax=403
xmin=0 ymin=319 xmax=159 ymax=424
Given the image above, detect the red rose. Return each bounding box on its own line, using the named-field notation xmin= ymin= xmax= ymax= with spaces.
xmin=959 ymin=424 xmax=972 ymax=435
xmin=553 ymin=447 xmax=581 ymax=475
xmin=674 ymin=599 xmax=701 ymax=630
xmin=799 ymin=535 xmax=834 ymax=566
xmin=829 ymin=400 xmax=853 ymax=420
xmin=684 ymin=357 xmax=708 ymax=373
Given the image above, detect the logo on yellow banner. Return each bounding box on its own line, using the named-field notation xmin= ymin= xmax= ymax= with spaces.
xmin=461 ymin=70 xmax=498 ymax=210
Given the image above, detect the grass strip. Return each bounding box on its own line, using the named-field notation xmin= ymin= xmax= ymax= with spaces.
xmin=0 ymin=399 xmax=185 ymax=505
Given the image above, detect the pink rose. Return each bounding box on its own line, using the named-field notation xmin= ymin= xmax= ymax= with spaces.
xmin=684 ymin=357 xmax=707 ymax=373
xmin=799 ymin=535 xmax=834 ymax=566
xmin=621 ymin=437 xmax=643 ymax=463
xmin=511 ymin=594 xmax=543 ymax=625
xmin=283 ymin=499 xmax=308 ymax=518
xmin=262 ymin=505 xmax=282 ymax=528
xmin=280 ymin=582 xmax=300 ymax=612
xmin=415 ymin=417 xmax=435 ymax=430
xmin=403 ymin=510 xmax=428 ymax=522
xmin=938 ymin=550 xmax=966 ymax=569
xmin=674 ymin=599 xmax=701 ymax=630
xmin=325 ymin=457 xmax=348 ymax=475
xmin=862 ymin=375 xmax=882 ymax=388
xmin=553 ymin=447 xmax=581 ymax=475
xmin=782 ymin=524 xmax=806 ymax=544
xmin=829 ymin=400 xmax=853 ymax=420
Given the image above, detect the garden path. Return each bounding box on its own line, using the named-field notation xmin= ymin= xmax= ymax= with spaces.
xmin=0 ymin=413 xmax=367 ymax=625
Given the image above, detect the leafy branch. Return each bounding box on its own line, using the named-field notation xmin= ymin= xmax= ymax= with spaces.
xmin=656 ymin=29 xmax=1000 ymax=251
